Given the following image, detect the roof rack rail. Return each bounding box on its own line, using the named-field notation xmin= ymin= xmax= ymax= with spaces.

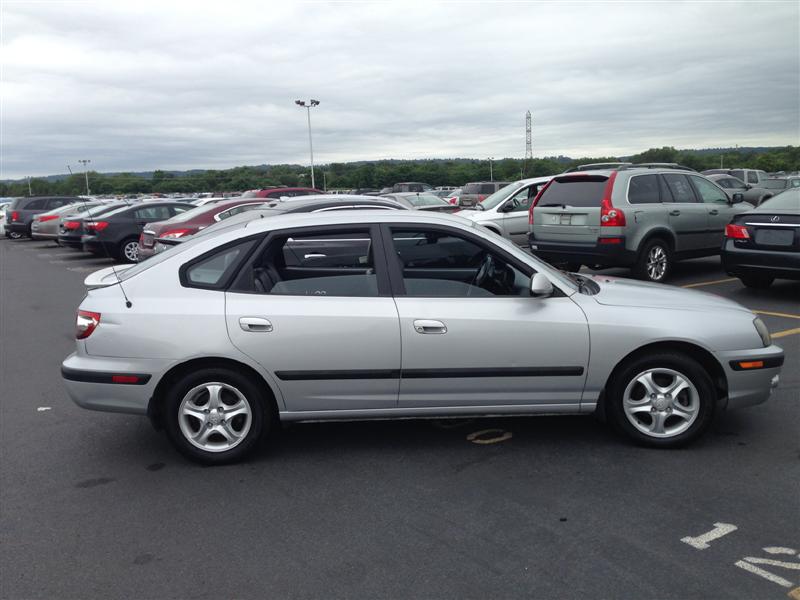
xmin=563 ymin=162 xmax=632 ymax=173
xmin=621 ymin=163 xmax=696 ymax=172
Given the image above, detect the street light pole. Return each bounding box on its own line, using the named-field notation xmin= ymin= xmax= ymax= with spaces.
xmin=78 ymin=159 xmax=91 ymax=195
xmin=488 ymin=157 xmax=494 ymax=182
xmin=27 ymin=177 xmax=32 ymax=196
xmin=295 ymin=99 xmax=320 ymax=189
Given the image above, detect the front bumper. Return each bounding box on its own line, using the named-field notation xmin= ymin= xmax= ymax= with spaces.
xmin=528 ymin=236 xmax=637 ymax=267
xmin=718 ymin=344 xmax=784 ymax=409
xmin=721 ymin=241 xmax=800 ymax=281
xmin=61 ymin=352 xmax=167 ymax=415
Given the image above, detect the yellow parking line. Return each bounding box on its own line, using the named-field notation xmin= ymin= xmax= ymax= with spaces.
xmin=772 ymin=328 xmax=800 ymax=339
xmin=787 ymin=586 xmax=800 ymax=600
xmin=754 ymin=310 xmax=800 ymax=320
xmin=682 ymin=278 xmax=738 ymax=288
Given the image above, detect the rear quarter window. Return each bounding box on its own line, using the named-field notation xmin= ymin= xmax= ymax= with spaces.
xmin=537 ymin=176 xmax=608 ymax=207
xmin=627 ymin=174 xmax=661 ymax=204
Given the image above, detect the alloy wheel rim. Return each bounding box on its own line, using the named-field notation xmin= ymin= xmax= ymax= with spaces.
xmin=622 ymin=368 xmax=699 ymax=438
xmin=178 ymin=382 xmax=252 ymax=452
xmin=124 ymin=241 xmax=139 ymax=262
xmin=647 ymin=246 xmax=667 ymax=280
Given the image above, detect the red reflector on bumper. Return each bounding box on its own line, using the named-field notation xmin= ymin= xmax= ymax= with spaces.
xmin=111 ymin=375 xmax=140 ymax=384
xmin=598 ymin=237 xmax=623 ymax=245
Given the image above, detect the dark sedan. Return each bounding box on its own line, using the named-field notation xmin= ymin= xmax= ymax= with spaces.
xmin=721 ymin=189 xmax=800 ymax=288
xmin=58 ymin=202 xmax=130 ymax=248
xmin=82 ymin=201 xmax=194 ymax=262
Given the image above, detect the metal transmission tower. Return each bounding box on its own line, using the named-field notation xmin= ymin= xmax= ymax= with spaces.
xmin=523 ymin=110 xmax=532 ymax=176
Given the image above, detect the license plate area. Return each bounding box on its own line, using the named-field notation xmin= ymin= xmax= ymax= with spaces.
xmin=755 ymin=228 xmax=794 ymax=246
xmin=545 ymin=213 xmax=587 ymax=226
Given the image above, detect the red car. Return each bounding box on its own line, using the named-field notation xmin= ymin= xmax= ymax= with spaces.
xmin=253 ymin=187 xmax=322 ymax=198
xmin=137 ymin=198 xmax=267 ymax=260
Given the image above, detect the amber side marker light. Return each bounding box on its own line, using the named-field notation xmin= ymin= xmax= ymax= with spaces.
xmin=738 ymin=361 xmax=764 ymax=370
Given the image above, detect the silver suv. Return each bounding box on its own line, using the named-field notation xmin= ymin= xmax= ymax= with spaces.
xmin=529 ymin=166 xmax=751 ymax=282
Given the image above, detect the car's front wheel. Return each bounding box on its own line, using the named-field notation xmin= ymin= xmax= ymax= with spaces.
xmin=634 ymin=238 xmax=672 ymax=282
xmin=606 ymin=352 xmax=716 ymax=447
xmin=164 ymin=368 xmax=269 ymax=464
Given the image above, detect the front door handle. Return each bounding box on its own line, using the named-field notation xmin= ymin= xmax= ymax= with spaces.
xmin=669 ymin=210 xmax=681 ymax=216
xmin=413 ymin=319 xmax=447 ymax=334
xmin=239 ymin=317 xmax=273 ymax=332
xmin=708 ymin=209 xmax=719 ymax=215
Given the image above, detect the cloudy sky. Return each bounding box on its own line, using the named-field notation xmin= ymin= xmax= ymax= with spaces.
xmin=1 ymin=1 xmax=798 ymax=179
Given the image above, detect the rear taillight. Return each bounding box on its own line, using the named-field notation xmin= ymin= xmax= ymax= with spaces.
xmin=600 ymin=172 xmax=625 ymax=226
xmin=725 ymin=223 xmax=750 ymax=239
xmin=39 ymin=215 xmax=59 ymax=222
xmin=64 ymin=220 xmax=80 ymax=230
xmin=11 ymin=211 xmax=19 ymax=222
xmin=86 ymin=221 xmax=109 ymax=233
xmin=160 ymin=228 xmax=191 ymax=239
xmin=529 ymin=180 xmax=554 ymax=225
xmin=76 ymin=310 xmax=101 ymax=339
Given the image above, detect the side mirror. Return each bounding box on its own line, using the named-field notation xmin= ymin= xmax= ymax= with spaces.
xmin=730 ymin=193 xmax=744 ymax=204
xmin=744 ymin=184 xmax=752 ymax=190
xmin=530 ymin=273 xmax=553 ymax=298
xmin=499 ymin=202 xmax=514 ymax=213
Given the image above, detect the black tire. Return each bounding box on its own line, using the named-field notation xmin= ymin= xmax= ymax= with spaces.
xmin=606 ymin=352 xmax=716 ymax=448
xmin=633 ymin=238 xmax=672 ymax=282
xmin=163 ymin=367 xmax=270 ymax=465
xmin=740 ymin=274 xmax=774 ymax=289
xmin=118 ymin=237 xmax=140 ymax=263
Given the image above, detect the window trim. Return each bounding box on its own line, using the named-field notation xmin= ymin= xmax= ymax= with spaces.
xmin=687 ymin=175 xmax=729 ymax=205
xmin=179 ymin=235 xmax=263 ymax=291
xmin=380 ymin=222 xmax=558 ymax=298
xmin=226 ymin=223 xmax=392 ymax=297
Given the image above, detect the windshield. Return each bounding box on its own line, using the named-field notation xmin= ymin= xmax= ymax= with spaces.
xmin=756 ymin=189 xmax=800 ymax=211
xmin=161 ymin=204 xmax=213 ymax=223
xmin=480 ymin=181 xmax=525 ymax=210
xmin=405 ymin=193 xmax=448 ymax=207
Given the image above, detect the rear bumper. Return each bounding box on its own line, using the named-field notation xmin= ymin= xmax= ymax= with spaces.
xmin=718 ymin=345 xmax=784 ymax=409
xmin=528 ymin=236 xmax=637 ymax=267
xmin=6 ymin=222 xmax=29 ymax=234
xmin=58 ymin=234 xmax=84 ymax=248
xmin=137 ymin=245 xmax=156 ymax=260
xmin=82 ymin=237 xmax=114 ymax=255
xmin=721 ymin=241 xmax=800 ymax=280
xmin=31 ymin=231 xmax=58 ymax=240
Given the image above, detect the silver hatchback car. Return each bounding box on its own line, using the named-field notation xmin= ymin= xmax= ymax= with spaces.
xmin=62 ymin=212 xmax=783 ymax=463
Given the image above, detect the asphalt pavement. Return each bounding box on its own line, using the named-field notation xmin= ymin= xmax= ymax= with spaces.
xmin=1 ymin=237 xmax=798 ymax=599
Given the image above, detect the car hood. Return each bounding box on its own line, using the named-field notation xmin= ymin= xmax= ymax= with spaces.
xmin=455 ymin=209 xmax=491 ymax=221
xmin=588 ymin=275 xmax=751 ymax=314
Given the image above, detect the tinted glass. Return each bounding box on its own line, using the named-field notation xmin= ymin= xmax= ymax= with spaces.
xmin=480 ymin=184 xmax=496 ymax=194
xmin=248 ymin=230 xmax=378 ymax=297
xmin=463 ymin=183 xmax=482 ymax=194
xmin=134 ymin=206 xmax=172 ymax=221
xmin=25 ymin=199 xmax=48 ymax=210
xmin=627 ymin=174 xmax=661 ymax=204
xmin=537 ymin=177 xmax=607 ymax=207
xmin=47 ymin=198 xmax=73 ymax=209
xmin=729 ymin=170 xmax=745 ymax=181
xmin=747 ymin=172 xmax=759 ymax=184
xmin=186 ymin=240 xmax=256 ymax=287
xmin=763 ymin=179 xmax=788 ymax=190
xmin=392 ymin=229 xmax=529 ymax=297
xmin=690 ymin=176 xmax=728 ymax=204
xmin=661 ymin=174 xmax=697 ymax=203
xmin=756 ymin=190 xmax=800 ymax=211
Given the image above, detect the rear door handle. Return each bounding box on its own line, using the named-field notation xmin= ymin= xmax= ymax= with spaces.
xmin=708 ymin=209 xmax=719 ymax=215
xmin=413 ymin=319 xmax=447 ymax=334
xmin=669 ymin=210 xmax=681 ymax=216
xmin=239 ymin=317 xmax=273 ymax=332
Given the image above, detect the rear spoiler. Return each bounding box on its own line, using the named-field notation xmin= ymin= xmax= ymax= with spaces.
xmin=83 ymin=265 xmax=135 ymax=289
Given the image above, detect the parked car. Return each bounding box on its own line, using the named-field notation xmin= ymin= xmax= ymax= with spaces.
xmin=150 ymin=195 xmax=410 ymax=253
xmin=762 ymin=177 xmax=800 ymax=193
xmin=82 ymin=201 xmax=194 ymax=262
xmin=457 ymin=177 xmax=552 ymax=244
xmin=706 ymin=174 xmax=772 ymax=206
xmin=138 ymin=199 xmax=269 ymax=260
xmin=528 ymin=166 xmax=751 ymax=281
xmin=31 ymin=201 xmax=105 ymax=241
xmin=458 ymin=182 xmax=511 ymax=208
xmin=254 ymin=187 xmax=322 ymax=199
xmin=58 ymin=202 xmax=131 ymax=249
xmin=380 ymin=192 xmax=460 ymax=212
xmin=4 ymin=196 xmax=82 ymax=238
xmin=721 ymin=189 xmax=800 ymax=288
xmin=444 ymin=187 xmax=463 ymax=205
xmin=703 ymin=169 xmax=774 ymax=202
xmin=61 ymin=210 xmax=784 ymax=464
xmin=391 ymin=182 xmax=432 ymax=193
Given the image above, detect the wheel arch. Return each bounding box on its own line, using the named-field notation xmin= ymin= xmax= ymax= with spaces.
xmin=596 ymin=340 xmax=728 ymax=418
xmin=635 ymin=227 xmax=676 ymax=253
xmin=148 ymin=356 xmax=280 ymax=429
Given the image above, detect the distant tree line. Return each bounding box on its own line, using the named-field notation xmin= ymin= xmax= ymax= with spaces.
xmin=2 ymin=146 xmax=798 ymax=197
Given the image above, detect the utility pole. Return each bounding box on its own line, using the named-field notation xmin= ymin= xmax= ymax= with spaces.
xmin=488 ymin=157 xmax=494 ymax=182
xmin=295 ymin=99 xmax=320 ymax=189
xmin=27 ymin=177 xmax=32 ymax=196
xmin=524 ymin=110 xmax=533 ymax=177
xmin=78 ymin=159 xmax=91 ymax=195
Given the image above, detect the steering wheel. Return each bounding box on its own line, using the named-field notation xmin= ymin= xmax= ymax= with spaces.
xmin=472 ymin=254 xmax=494 ymax=289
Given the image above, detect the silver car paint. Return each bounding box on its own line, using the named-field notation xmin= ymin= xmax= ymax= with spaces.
xmin=62 ymin=211 xmax=783 ymax=423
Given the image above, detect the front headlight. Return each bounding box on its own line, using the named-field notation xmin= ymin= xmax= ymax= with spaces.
xmin=753 ymin=317 xmax=771 ymax=347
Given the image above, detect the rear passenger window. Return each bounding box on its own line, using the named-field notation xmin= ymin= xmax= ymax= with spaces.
xmin=747 ymin=172 xmax=759 ymax=184
xmin=185 ymin=239 xmax=257 ymax=288
xmin=244 ymin=229 xmax=379 ymax=297
xmin=135 ymin=206 xmax=172 ymax=220
xmin=729 ymin=170 xmax=745 ymax=181
xmin=481 ymin=184 xmax=496 ymax=194
xmin=661 ymin=174 xmax=697 ymax=203
xmin=627 ymin=175 xmax=661 ymax=204
xmin=47 ymin=198 xmax=72 ymax=209
xmin=25 ymin=199 xmax=48 ymax=210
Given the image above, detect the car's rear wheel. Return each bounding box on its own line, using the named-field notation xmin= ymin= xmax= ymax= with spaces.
xmin=606 ymin=352 xmax=716 ymax=447
xmin=164 ymin=367 xmax=269 ymax=464
xmin=634 ymin=238 xmax=672 ymax=282
xmin=8 ymin=230 xmax=23 ymax=239
xmin=740 ymin=274 xmax=774 ymax=289
xmin=119 ymin=237 xmax=139 ymax=263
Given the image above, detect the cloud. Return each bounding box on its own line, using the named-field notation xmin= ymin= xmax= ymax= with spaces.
xmin=1 ymin=1 xmax=798 ymax=179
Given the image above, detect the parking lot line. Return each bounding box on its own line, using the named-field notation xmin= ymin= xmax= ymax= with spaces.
xmin=754 ymin=310 xmax=800 ymax=320
xmin=772 ymin=328 xmax=800 ymax=339
xmin=681 ymin=278 xmax=738 ymax=288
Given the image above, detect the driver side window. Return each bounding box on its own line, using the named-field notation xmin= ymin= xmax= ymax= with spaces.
xmin=506 ymin=191 xmax=532 ymax=212
xmin=390 ymin=228 xmax=530 ymax=297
